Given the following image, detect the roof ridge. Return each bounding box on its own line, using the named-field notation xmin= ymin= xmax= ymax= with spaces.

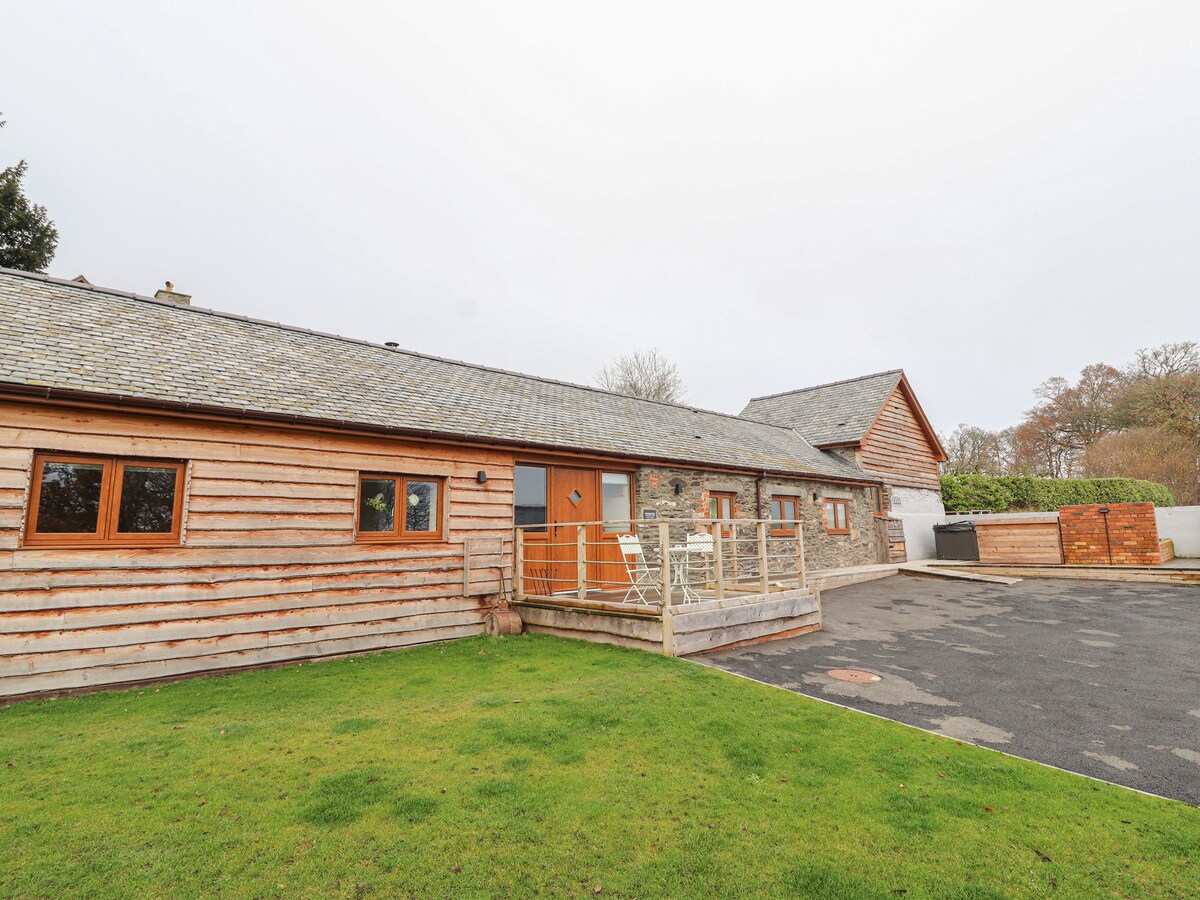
xmin=0 ymin=266 xmax=806 ymax=434
xmin=747 ymin=369 xmax=903 ymax=403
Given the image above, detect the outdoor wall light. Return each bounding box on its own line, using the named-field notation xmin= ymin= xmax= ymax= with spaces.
xmin=674 ymin=482 xmax=684 ymax=495
xmin=476 ymin=470 xmax=488 ymax=484
xmin=1098 ymin=507 xmax=1113 ymax=564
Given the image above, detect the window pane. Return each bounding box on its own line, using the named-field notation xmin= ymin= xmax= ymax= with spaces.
xmin=837 ymin=503 xmax=848 ymax=530
xmin=720 ymin=497 xmax=732 ymax=518
xmin=824 ymin=501 xmax=836 ymax=529
xmin=601 ymin=472 xmax=631 ymax=532
xmin=359 ymin=478 xmax=397 ymax=533
xmin=35 ymin=461 xmax=105 ymax=534
xmin=709 ymin=497 xmax=718 ymax=519
xmin=405 ymin=480 xmax=439 ymax=533
xmin=514 ymin=465 xmax=548 ymax=531
xmin=117 ymin=465 xmax=178 ymax=533
xmin=785 ymin=500 xmax=799 ymax=526
xmin=770 ymin=499 xmax=782 ymax=522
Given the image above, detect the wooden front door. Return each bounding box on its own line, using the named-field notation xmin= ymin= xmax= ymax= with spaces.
xmin=548 ymin=467 xmax=599 ymax=594
xmin=515 ymin=465 xmax=632 ymax=596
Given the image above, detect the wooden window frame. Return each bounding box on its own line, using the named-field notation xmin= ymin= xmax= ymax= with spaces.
xmin=869 ymin=486 xmax=884 ymax=517
xmin=355 ymin=473 xmax=447 ymax=543
xmin=600 ymin=471 xmax=635 ymax=534
xmin=770 ymin=496 xmax=802 ymax=536
xmin=23 ymin=452 xmax=186 ymax=549
xmin=823 ymin=498 xmax=850 ymax=535
xmin=709 ymin=491 xmax=736 ymax=537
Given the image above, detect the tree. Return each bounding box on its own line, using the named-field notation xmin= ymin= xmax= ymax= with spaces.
xmin=596 ymin=349 xmax=687 ymax=404
xmin=1113 ymin=341 xmax=1200 ymax=441
xmin=1084 ymin=426 xmax=1200 ymax=506
xmin=1012 ymin=363 xmax=1123 ymax=477
xmin=0 ymin=113 xmax=59 ymax=273
xmin=939 ymin=424 xmax=1013 ymax=476
xmin=943 ymin=342 xmax=1198 ymax=492
xmin=1128 ymin=341 xmax=1199 ymax=379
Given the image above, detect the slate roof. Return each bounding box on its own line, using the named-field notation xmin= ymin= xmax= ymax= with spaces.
xmin=740 ymin=370 xmax=904 ymax=447
xmin=0 ymin=269 xmax=872 ymax=483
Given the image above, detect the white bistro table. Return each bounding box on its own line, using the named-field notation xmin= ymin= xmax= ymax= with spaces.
xmin=667 ymin=544 xmax=705 ymax=603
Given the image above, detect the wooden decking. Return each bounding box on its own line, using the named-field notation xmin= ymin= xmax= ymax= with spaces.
xmin=511 ymin=587 xmax=820 ymax=656
xmin=922 ymin=560 xmax=1200 ymax=585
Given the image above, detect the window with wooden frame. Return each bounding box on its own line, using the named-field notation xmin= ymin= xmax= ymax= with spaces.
xmin=769 ymin=496 xmax=802 ymax=535
xmin=601 ymin=472 xmax=633 ymax=533
xmin=823 ymin=498 xmax=850 ymax=535
xmin=24 ymin=452 xmax=186 ymax=548
xmin=708 ymin=491 xmax=736 ymax=537
xmin=868 ymin=485 xmax=884 ymax=517
xmin=357 ymin=474 xmax=445 ymax=542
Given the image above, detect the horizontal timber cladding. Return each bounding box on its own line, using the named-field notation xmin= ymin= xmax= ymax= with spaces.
xmin=669 ymin=590 xmax=820 ymax=656
xmin=0 ymin=400 xmax=515 ymax=698
xmin=857 ymin=386 xmax=942 ymax=491
xmin=974 ymin=518 xmax=1064 ymax=565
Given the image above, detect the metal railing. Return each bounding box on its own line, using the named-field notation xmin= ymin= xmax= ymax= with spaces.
xmin=513 ymin=518 xmax=806 ymax=608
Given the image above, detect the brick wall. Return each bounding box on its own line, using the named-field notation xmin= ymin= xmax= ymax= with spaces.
xmin=1059 ymin=502 xmax=1162 ymax=566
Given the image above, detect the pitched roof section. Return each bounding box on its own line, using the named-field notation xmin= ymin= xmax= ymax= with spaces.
xmin=0 ymin=269 xmax=872 ymax=483
xmin=741 ymin=371 xmax=904 ymax=447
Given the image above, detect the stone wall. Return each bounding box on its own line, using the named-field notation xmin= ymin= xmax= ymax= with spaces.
xmin=633 ymin=466 xmax=884 ymax=571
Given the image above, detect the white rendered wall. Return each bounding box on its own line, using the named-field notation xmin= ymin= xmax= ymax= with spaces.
xmin=1156 ymin=507 xmax=1200 ymax=557
xmin=896 ymin=513 xmax=948 ymax=561
xmin=889 ymin=487 xmax=945 ymax=515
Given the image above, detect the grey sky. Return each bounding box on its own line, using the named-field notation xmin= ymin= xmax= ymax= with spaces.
xmin=4 ymin=2 xmax=1197 ymax=433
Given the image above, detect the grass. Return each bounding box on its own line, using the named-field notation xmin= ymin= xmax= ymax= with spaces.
xmin=0 ymin=635 xmax=1196 ymax=898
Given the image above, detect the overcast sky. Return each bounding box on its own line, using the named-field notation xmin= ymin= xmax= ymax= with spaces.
xmin=4 ymin=2 xmax=1198 ymax=432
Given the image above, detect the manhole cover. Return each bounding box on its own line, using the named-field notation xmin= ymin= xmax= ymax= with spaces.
xmin=826 ymin=668 xmax=882 ymax=683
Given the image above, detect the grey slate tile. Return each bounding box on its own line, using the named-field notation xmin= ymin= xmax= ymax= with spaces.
xmin=0 ymin=269 xmax=873 ymax=483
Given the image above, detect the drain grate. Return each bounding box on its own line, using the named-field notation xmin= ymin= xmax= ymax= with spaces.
xmin=826 ymin=668 xmax=882 ymax=684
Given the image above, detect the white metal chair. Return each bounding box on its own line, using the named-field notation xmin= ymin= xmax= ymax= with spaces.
xmin=683 ymin=530 xmax=714 ymax=601
xmin=616 ymin=533 xmax=659 ymax=604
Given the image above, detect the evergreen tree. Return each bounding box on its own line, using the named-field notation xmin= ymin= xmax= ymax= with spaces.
xmin=0 ymin=115 xmax=59 ymax=273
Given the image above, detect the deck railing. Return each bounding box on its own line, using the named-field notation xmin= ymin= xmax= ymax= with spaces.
xmin=513 ymin=518 xmax=806 ymax=607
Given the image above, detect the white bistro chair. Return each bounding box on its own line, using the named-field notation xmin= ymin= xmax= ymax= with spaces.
xmin=616 ymin=533 xmax=659 ymax=604
xmin=683 ymin=530 xmax=714 ymax=600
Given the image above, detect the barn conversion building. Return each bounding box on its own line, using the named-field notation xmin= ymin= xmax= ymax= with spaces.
xmin=743 ymin=370 xmax=947 ymax=514
xmin=0 ymin=268 xmax=940 ymax=696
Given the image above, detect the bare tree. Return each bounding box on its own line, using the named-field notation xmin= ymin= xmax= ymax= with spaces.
xmin=939 ymin=425 xmax=1013 ymax=476
xmin=1128 ymin=341 xmax=1199 ymax=379
xmin=596 ymin=349 xmax=687 ymax=404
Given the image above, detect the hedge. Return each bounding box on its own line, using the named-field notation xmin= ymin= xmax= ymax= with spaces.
xmin=939 ymin=475 xmax=1174 ymax=513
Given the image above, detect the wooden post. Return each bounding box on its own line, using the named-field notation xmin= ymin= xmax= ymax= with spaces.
xmin=463 ymin=538 xmax=473 ymax=598
xmin=713 ymin=521 xmax=725 ymax=600
xmin=730 ymin=521 xmax=739 ymax=580
xmin=757 ymin=522 xmax=769 ymax=594
xmin=577 ymin=524 xmax=587 ymax=600
xmin=514 ymin=529 xmax=524 ymax=600
xmin=659 ymin=521 xmax=671 ymax=607
xmin=794 ymin=525 xmax=807 ymax=590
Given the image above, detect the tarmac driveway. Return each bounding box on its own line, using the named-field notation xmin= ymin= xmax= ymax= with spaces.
xmin=700 ymin=575 xmax=1200 ymax=805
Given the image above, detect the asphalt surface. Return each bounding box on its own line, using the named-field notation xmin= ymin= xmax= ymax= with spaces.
xmin=701 ymin=575 xmax=1200 ymax=805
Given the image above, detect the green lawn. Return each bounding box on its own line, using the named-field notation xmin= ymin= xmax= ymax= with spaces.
xmin=0 ymin=636 xmax=1196 ymax=898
